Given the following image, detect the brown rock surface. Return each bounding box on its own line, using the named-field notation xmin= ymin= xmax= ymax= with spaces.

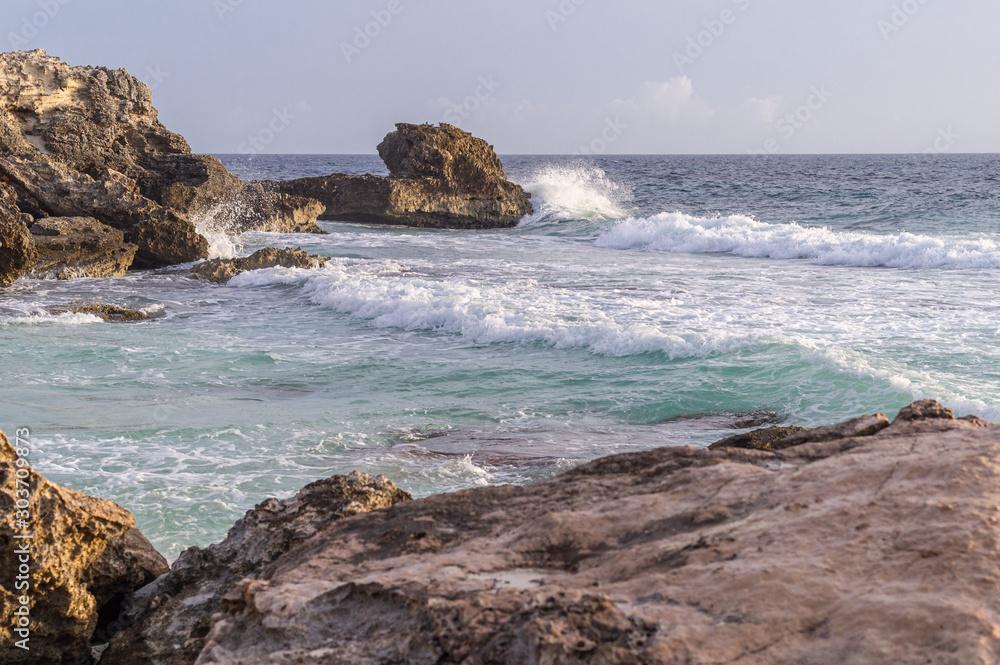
xmin=0 ymin=50 xmax=323 ymax=272
xmin=0 ymin=217 xmax=37 ymax=284
xmin=102 ymin=400 xmax=1000 ymax=665
xmin=270 ymin=123 xmax=533 ymax=229
xmin=29 ymin=217 xmax=137 ymax=279
xmin=189 ymin=247 xmax=329 ymax=284
xmin=0 ymin=431 xmax=159 ymax=665
xmin=102 ymin=472 xmax=412 ymax=665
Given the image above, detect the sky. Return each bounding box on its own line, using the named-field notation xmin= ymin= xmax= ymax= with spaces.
xmin=3 ymin=0 xmax=999 ymax=155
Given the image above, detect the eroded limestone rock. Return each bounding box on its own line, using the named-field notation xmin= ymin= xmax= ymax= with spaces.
xmin=269 ymin=123 xmax=533 ymax=229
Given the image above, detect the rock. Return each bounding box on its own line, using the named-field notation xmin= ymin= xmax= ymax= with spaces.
xmin=0 ymin=430 xmax=159 ymax=665
xmin=882 ymin=399 xmax=996 ymax=437
xmin=773 ymin=413 xmax=890 ymax=449
xmin=107 ymin=403 xmax=1000 ymax=665
xmin=87 ymin=529 xmax=169 ymax=644
xmin=896 ymin=398 xmax=955 ymax=422
xmin=102 ymin=472 xmax=411 ymax=665
xmin=29 ymin=217 xmax=137 ymax=279
xmin=708 ymin=425 xmax=811 ymax=451
xmin=0 ymin=217 xmax=37 ymax=285
xmin=189 ymin=247 xmax=329 ymax=284
xmin=269 ymin=123 xmax=533 ymax=229
xmin=65 ymin=304 xmax=150 ymax=323
xmin=0 ymin=156 xmax=208 ymax=267
xmin=0 ymin=50 xmax=322 ymax=273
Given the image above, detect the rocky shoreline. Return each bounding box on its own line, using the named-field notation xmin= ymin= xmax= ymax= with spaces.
xmin=0 ymin=50 xmax=533 ymax=289
xmin=2 ymin=400 xmax=998 ymax=664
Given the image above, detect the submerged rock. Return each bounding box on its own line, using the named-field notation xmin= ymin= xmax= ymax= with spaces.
xmin=66 ymin=304 xmax=150 ymax=323
xmin=0 ymin=217 xmax=37 ymax=285
xmin=102 ymin=400 xmax=1000 ymax=664
xmin=269 ymin=123 xmax=533 ymax=229
xmin=103 ymin=472 xmax=411 ymax=665
xmin=29 ymin=217 xmax=137 ymax=279
xmin=189 ymin=247 xmax=329 ymax=284
xmin=0 ymin=430 xmax=164 ymax=665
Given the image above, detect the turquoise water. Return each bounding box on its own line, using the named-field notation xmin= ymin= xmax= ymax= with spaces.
xmin=2 ymin=155 xmax=999 ymax=560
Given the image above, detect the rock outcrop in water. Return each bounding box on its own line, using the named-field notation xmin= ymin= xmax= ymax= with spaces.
xmin=94 ymin=400 xmax=1000 ymax=665
xmin=189 ymin=247 xmax=330 ymax=284
xmin=0 ymin=430 xmax=167 ymax=665
xmin=0 ymin=49 xmax=326 ymax=280
xmin=269 ymin=123 xmax=534 ymax=229
xmin=102 ymin=472 xmax=412 ymax=665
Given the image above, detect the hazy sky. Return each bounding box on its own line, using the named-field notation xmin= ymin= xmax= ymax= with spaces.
xmin=4 ymin=0 xmax=999 ymax=154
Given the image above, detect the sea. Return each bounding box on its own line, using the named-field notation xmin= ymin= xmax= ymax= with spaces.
xmin=2 ymin=154 xmax=999 ymax=560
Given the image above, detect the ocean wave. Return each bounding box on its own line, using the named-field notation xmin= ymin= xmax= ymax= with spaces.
xmin=229 ymin=261 xmax=757 ymax=359
xmin=595 ymin=212 xmax=1000 ymax=269
xmin=0 ymin=312 xmax=104 ymax=326
xmin=517 ymin=165 xmax=633 ymax=227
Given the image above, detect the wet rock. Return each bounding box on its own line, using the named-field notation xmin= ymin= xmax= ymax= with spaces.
xmin=189 ymin=247 xmax=329 ymax=284
xmin=270 ymin=123 xmax=533 ymax=229
xmin=29 ymin=217 xmax=137 ymax=279
xmin=103 ymin=472 xmax=411 ymax=665
xmin=0 ymin=430 xmax=159 ymax=665
xmin=709 ymin=425 xmax=811 ymax=451
xmin=106 ymin=403 xmax=1000 ymax=664
xmin=65 ymin=304 xmax=150 ymax=323
xmin=0 ymin=217 xmax=37 ymax=285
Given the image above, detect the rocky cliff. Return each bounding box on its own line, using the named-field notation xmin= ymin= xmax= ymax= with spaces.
xmin=88 ymin=400 xmax=1000 ymax=665
xmin=0 ymin=50 xmax=325 ymax=282
xmin=0 ymin=431 xmax=167 ymax=665
xmin=269 ymin=123 xmax=534 ymax=229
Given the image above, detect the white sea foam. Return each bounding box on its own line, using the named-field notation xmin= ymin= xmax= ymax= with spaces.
xmin=596 ymin=212 xmax=1000 ymax=269
xmin=0 ymin=312 xmax=104 ymax=326
xmin=517 ymin=165 xmax=633 ymax=226
xmin=230 ymin=260 xmax=759 ymax=359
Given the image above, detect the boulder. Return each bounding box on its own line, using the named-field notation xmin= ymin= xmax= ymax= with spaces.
xmin=0 ymin=430 xmax=162 ymax=665
xmin=29 ymin=217 xmax=137 ymax=279
xmin=0 ymin=50 xmax=324 ymax=273
xmin=269 ymin=123 xmax=533 ymax=229
xmin=0 ymin=217 xmax=37 ymax=285
xmin=189 ymin=247 xmax=329 ymax=284
xmin=106 ymin=401 xmax=1000 ymax=664
xmin=102 ymin=472 xmax=411 ymax=665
